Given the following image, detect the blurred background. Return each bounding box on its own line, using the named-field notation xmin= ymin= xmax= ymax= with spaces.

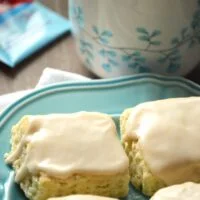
xmin=0 ymin=0 xmax=95 ymax=95
xmin=0 ymin=0 xmax=200 ymax=95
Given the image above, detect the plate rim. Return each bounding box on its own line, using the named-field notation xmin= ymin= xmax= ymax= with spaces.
xmin=1 ymin=73 xmax=200 ymax=128
xmin=1 ymin=73 xmax=200 ymax=200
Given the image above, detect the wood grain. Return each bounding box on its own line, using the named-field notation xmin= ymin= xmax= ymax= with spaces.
xmin=0 ymin=0 xmax=199 ymax=95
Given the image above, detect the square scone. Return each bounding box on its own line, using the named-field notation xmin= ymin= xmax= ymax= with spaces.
xmin=5 ymin=112 xmax=129 ymax=200
xmin=120 ymin=97 xmax=200 ymax=196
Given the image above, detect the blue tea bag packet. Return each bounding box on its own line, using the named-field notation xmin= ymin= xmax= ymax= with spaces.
xmin=0 ymin=2 xmax=71 ymax=67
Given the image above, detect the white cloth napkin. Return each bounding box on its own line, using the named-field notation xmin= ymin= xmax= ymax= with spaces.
xmin=0 ymin=68 xmax=91 ymax=112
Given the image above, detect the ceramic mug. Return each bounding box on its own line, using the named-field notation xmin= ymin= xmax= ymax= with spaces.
xmin=69 ymin=0 xmax=200 ymax=78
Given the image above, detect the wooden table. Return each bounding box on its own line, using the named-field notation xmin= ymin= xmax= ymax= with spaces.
xmin=0 ymin=0 xmax=199 ymax=95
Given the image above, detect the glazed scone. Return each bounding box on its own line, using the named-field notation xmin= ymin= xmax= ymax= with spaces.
xmin=120 ymin=97 xmax=200 ymax=196
xmin=48 ymin=194 xmax=118 ymax=200
xmin=150 ymin=182 xmax=200 ymax=200
xmin=5 ymin=112 xmax=129 ymax=200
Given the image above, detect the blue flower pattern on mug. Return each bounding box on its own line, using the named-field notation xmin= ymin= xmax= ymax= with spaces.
xmin=156 ymin=11 xmax=200 ymax=74
xmin=92 ymin=25 xmax=113 ymax=44
xmin=189 ymin=0 xmax=200 ymax=47
xmin=71 ymin=5 xmax=84 ymax=28
xmin=74 ymin=1 xmax=200 ymax=74
xmin=91 ymin=26 xmax=118 ymax=72
xmin=137 ymin=28 xmax=161 ymax=49
xmin=99 ymin=49 xmax=118 ymax=72
xmin=79 ymin=39 xmax=94 ymax=67
xmin=122 ymin=51 xmax=151 ymax=73
xmin=158 ymin=49 xmax=181 ymax=73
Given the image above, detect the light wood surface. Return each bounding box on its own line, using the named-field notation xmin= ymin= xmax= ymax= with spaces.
xmin=0 ymin=0 xmax=199 ymax=95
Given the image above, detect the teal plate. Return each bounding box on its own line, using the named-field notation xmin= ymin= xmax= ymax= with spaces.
xmin=1 ymin=73 xmax=200 ymax=200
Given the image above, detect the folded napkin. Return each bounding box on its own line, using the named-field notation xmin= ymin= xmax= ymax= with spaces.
xmin=0 ymin=68 xmax=91 ymax=112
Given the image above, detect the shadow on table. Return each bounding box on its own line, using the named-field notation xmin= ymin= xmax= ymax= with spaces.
xmin=186 ymin=63 xmax=200 ymax=84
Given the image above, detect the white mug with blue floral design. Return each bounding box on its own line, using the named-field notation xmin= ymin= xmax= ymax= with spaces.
xmin=69 ymin=0 xmax=200 ymax=78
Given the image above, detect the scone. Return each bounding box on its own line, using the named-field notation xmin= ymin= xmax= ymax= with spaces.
xmin=150 ymin=182 xmax=200 ymax=200
xmin=5 ymin=112 xmax=129 ymax=200
xmin=120 ymin=97 xmax=200 ymax=196
xmin=48 ymin=194 xmax=118 ymax=200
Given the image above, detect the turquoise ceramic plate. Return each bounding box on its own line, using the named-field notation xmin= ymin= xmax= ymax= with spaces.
xmin=1 ymin=74 xmax=200 ymax=200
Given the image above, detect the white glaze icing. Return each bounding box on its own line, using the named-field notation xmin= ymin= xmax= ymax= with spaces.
xmin=150 ymin=182 xmax=200 ymax=200
xmin=6 ymin=112 xmax=129 ymax=182
xmin=48 ymin=194 xmax=118 ymax=200
xmin=125 ymin=97 xmax=200 ymax=184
